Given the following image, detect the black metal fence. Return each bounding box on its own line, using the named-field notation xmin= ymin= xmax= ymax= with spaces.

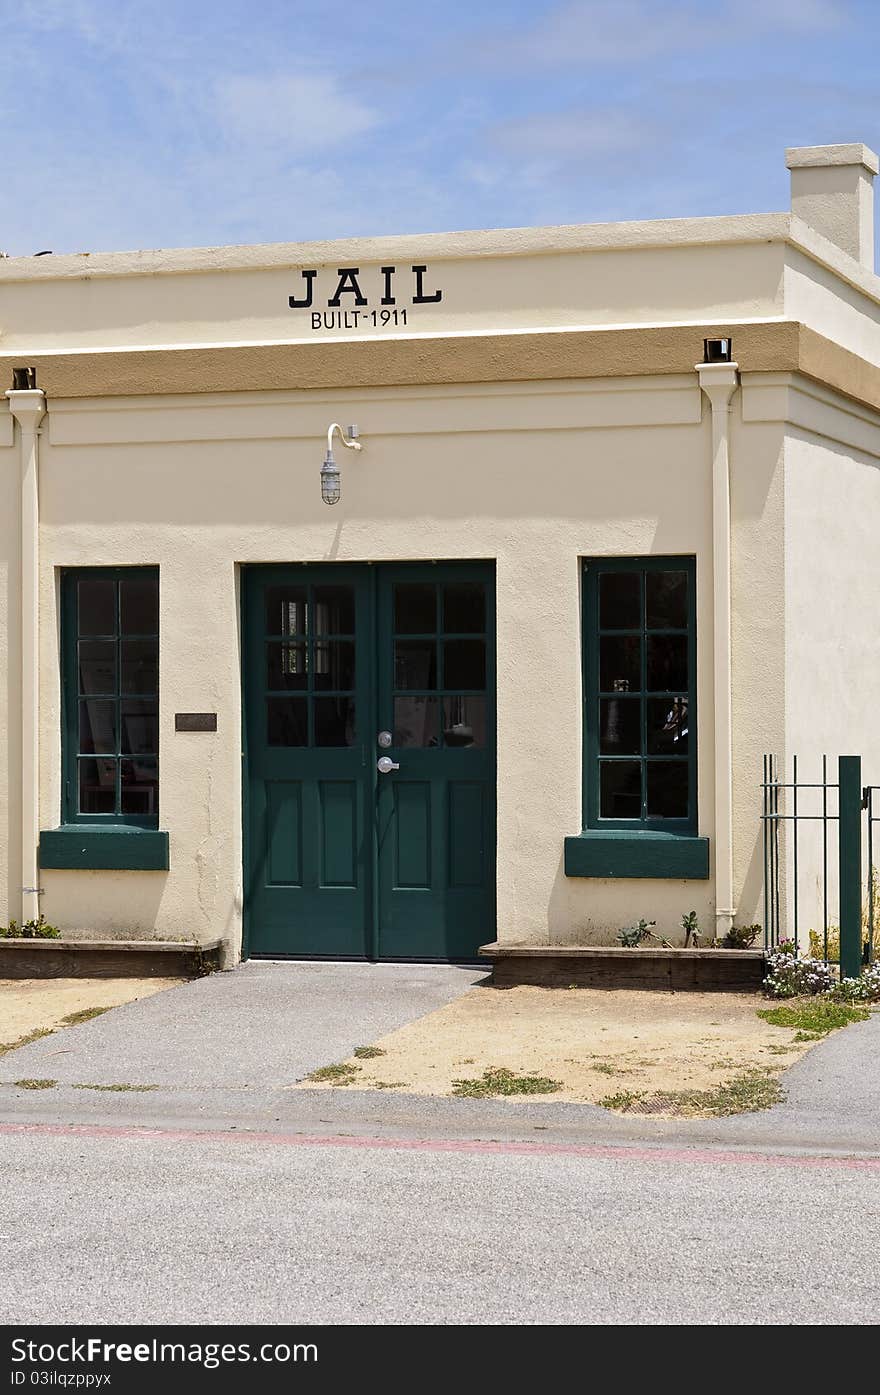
xmin=761 ymin=755 xmax=874 ymax=975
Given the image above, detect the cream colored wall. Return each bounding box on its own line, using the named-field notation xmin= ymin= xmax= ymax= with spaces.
xmin=0 ymin=242 xmax=785 ymax=352
xmin=25 ymin=373 xmax=741 ymax=954
xmin=0 ymin=414 xmax=20 ymax=927
xmin=784 ymin=248 xmax=880 ymax=367
xmin=780 ymin=396 xmax=880 ymax=941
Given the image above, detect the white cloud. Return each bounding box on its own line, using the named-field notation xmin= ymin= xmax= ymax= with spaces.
xmin=489 ymin=109 xmax=649 ymax=164
xmin=493 ymin=0 xmax=846 ymax=68
xmin=214 ymin=71 xmax=380 ymax=151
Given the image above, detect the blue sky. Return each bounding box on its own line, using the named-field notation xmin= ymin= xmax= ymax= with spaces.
xmin=1 ymin=0 xmax=879 ymax=256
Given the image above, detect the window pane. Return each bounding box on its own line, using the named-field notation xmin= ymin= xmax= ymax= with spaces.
xmin=120 ymin=576 xmax=158 ymax=635
xmin=267 ymin=697 xmax=307 ymax=746
xmin=79 ymin=700 xmax=116 ymax=755
xmin=265 ymin=586 xmax=307 ymax=637
xmin=646 ymin=635 xmax=687 ymax=691
xmin=313 ymin=586 xmax=355 ymax=635
xmin=599 ymin=697 xmax=640 ymax=755
xmin=394 ymin=640 xmax=436 ymax=690
xmin=313 ymin=697 xmax=356 ymax=746
xmin=313 ymin=640 xmax=355 ymax=691
xmin=646 ymin=571 xmax=688 ymax=629
xmin=599 ymin=572 xmax=640 ymax=629
xmin=121 ymin=758 xmax=158 ymax=815
xmin=647 ymin=697 xmax=689 ymax=755
xmin=443 ymin=639 xmax=485 ymax=690
xmin=266 ymin=642 xmax=307 ymax=690
xmin=394 ymin=583 xmax=435 ymax=634
xmin=121 ymin=700 xmax=158 ymax=755
xmin=78 ymin=579 xmax=116 ymax=636
xmin=394 ymin=696 xmax=439 ymax=747
xmin=121 ymin=639 xmax=159 ymax=695
xmin=79 ymin=641 xmax=117 ymax=695
xmin=600 ymin=761 xmax=642 ymax=819
xmin=443 ymin=583 xmax=485 ymax=634
xmin=599 ymin=635 xmax=640 ymax=692
xmin=647 ymin=761 xmax=689 ymax=818
xmin=442 ymin=695 xmax=486 ymax=748
xmin=78 ymin=757 xmax=116 ymax=814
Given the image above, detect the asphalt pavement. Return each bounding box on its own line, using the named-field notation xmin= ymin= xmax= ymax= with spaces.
xmin=1 ymin=961 xmax=878 ymax=1324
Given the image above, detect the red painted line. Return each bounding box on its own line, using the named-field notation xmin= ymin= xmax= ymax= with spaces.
xmin=1 ymin=1119 xmax=879 ymax=1171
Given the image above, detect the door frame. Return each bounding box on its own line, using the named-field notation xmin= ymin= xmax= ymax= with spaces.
xmin=240 ymin=560 xmax=497 ymax=962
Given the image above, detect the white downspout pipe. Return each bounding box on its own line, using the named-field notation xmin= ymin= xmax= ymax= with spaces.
xmin=5 ymin=387 xmax=46 ymax=925
xmin=696 ymin=361 xmax=739 ymax=943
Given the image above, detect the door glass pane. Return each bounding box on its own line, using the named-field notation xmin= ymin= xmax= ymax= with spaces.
xmin=443 ymin=583 xmax=485 ymax=634
xmin=394 ymin=640 xmax=436 ymax=690
xmin=265 ymin=586 xmax=307 ymax=637
xmin=313 ymin=586 xmax=355 ymax=635
xmin=443 ymin=640 xmax=485 ymax=690
xmin=647 ymin=761 xmax=689 ymax=818
xmin=314 ymin=697 xmax=356 ymax=746
xmin=78 ymin=757 xmax=116 ymax=813
xmin=599 ymin=635 xmax=640 ymax=692
xmin=394 ymin=584 xmax=436 ymax=634
xmin=78 ymin=579 xmax=116 ymax=636
xmin=647 ymin=697 xmax=689 ymax=754
xmin=121 ymin=639 xmax=159 ymax=695
xmin=121 ymin=700 xmax=159 ymax=755
xmin=600 ymin=761 xmax=642 ymax=819
xmin=599 ymin=572 xmax=640 ymax=629
xmin=393 ymin=696 xmax=439 ymax=747
xmin=79 ymin=641 xmax=117 ymax=695
xmin=646 ymin=571 xmax=688 ymax=629
xmin=266 ymin=642 xmax=307 ymax=690
xmin=313 ymin=640 xmax=355 ymax=691
xmin=120 ymin=576 xmax=158 ymax=635
xmin=121 ymin=758 xmax=159 ymax=815
xmin=442 ymin=695 xmax=486 ymax=748
xmin=646 ymin=635 xmax=687 ymax=692
xmin=599 ymin=697 xmax=640 ymax=755
xmin=267 ymin=697 xmax=308 ymax=746
xmin=79 ymin=700 xmax=116 ymax=755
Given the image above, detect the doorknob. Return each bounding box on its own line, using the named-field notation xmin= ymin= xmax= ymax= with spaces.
xmin=377 ymin=756 xmax=400 ymax=774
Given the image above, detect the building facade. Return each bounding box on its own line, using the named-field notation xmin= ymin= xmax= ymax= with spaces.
xmin=2 ymin=142 xmax=880 ymax=964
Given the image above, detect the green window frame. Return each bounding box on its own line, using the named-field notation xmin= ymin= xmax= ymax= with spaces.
xmin=61 ymin=567 xmax=160 ymax=829
xmin=582 ymin=556 xmax=697 ymax=834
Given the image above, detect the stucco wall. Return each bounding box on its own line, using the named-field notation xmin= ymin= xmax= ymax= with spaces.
xmin=782 ymin=405 xmax=880 ymax=941
xmin=0 ymin=373 xmax=755 ymax=953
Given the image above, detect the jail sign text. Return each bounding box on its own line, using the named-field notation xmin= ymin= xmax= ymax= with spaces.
xmin=288 ymin=265 xmax=442 ymax=330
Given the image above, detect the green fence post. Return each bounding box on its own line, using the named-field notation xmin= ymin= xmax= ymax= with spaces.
xmin=838 ymin=756 xmax=863 ymax=981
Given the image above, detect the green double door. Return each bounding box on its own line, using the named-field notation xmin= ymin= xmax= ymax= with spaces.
xmin=243 ymin=563 xmax=495 ymax=961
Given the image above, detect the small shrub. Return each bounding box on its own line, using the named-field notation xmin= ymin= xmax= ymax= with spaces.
xmin=305 ymin=1062 xmax=360 ymax=1084
xmin=723 ymin=923 xmax=762 ymax=949
xmin=353 ymin=1045 xmax=385 ymax=1059
xmin=616 ymin=919 xmax=655 ymax=948
xmin=13 ymin=1078 xmax=56 ymax=1090
xmin=61 ymin=1007 xmax=111 ymax=1026
xmin=0 ymin=915 xmax=60 ymax=939
xmin=599 ymin=1090 xmax=646 ymax=1111
xmin=451 ymin=1066 xmax=559 ymax=1098
xmin=682 ymin=910 xmax=700 ymax=947
xmin=833 ymin=963 xmax=880 ymax=1003
xmin=763 ymin=947 xmax=835 ymax=998
xmin=758 ymin=999 xmax=869 ymax=1036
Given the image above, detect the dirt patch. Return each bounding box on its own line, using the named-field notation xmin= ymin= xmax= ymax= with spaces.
xmin=0 ymin=978 xmax=180 ymax=1050
xmin=295 ymin=985 xmax=823 ymax=1115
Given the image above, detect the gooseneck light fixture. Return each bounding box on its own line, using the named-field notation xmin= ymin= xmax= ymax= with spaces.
xmin=321 ymin=423 xmax=362 ymax=505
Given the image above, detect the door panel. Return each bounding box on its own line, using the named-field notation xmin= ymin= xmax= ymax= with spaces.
xmin=244 ymin=562 xmax=495 ymax=960
xmin=376 ymin=564 xmax=496 ymax=961
xmin=244 ymin=566 xmax=372 ymax=957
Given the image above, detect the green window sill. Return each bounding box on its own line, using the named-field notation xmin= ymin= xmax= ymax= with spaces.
xmin=39 ymin=827 xmax=169 ymax=872
xmin=564 ymin=831 xmax=709 ymax=880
